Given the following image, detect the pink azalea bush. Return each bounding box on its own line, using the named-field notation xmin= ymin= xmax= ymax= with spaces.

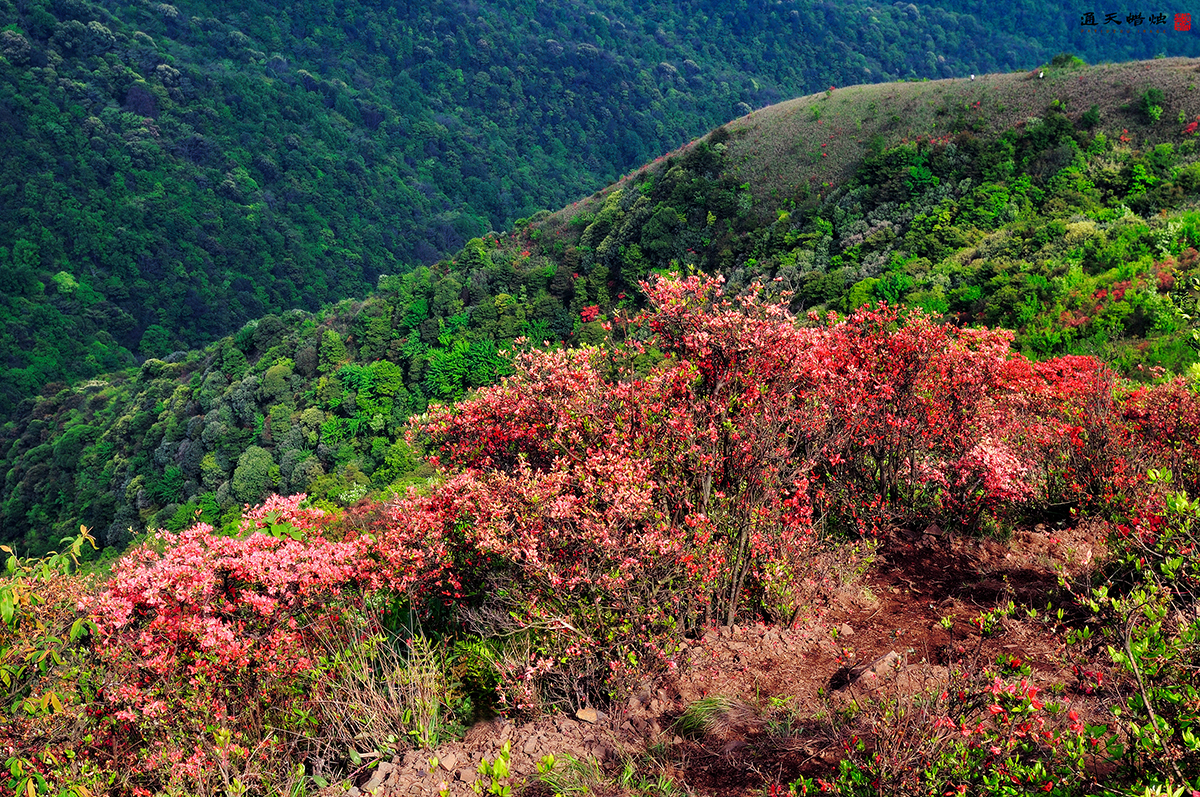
xmin=67 ymin=274 xmax=1200 ymax=792
xmin=83 ymin=493 xmax=461 ymax=791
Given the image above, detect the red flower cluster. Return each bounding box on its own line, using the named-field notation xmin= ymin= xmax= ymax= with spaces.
xmin=81 ymin=274 xmax=1200 ymax=771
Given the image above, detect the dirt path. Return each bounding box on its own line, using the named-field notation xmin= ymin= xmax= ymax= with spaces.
xmin=349 ymin=521 xmax=1114 ymax=796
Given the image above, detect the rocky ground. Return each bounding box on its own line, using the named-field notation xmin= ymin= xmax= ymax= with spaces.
xmin=343 ymin=519 xmax=1114 ymax=796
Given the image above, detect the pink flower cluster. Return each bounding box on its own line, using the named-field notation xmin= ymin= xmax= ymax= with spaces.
xmin=83 ymin=492 xmax=462 ymax=781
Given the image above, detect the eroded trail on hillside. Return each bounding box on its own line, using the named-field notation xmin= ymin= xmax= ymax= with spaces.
xmin=355 ymin=520 xmax=1114 ymax=797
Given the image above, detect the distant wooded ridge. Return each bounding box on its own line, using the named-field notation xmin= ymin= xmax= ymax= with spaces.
xmin=6 ymin=55 xmax=1200 ymax=558
xmin=1 ymin=0 xmax=1196 ymax=414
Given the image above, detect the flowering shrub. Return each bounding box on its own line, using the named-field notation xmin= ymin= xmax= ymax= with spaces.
xmin=802 ymin=304 xmax=1031 ymax=533
xmin=791 ymin=672 xmax=1108 ymax=796
xmin=1072 ymin=474 xmax=1200 ymax=785
xmin=1122 ymin=378 xmax=1200 ymax=496
xmin=83 ymin=509 xmax=349 ymax=788
xmin=414 ymin=275 xmax=1135 ymax=706
xmin=91 ymin=500 xmax=357 ymax=682
xmin=414 ymin=349 xmax=733 ymax=704
xmin=413 ymin=276 xmax=831 ymax=702
xmin=626 ymin=275 xmax=827 ymax=621
xmin=82 ymin=493 xmax=461 ymax=792
xmin=1005 ymin=355 xmax=1139 ymax=514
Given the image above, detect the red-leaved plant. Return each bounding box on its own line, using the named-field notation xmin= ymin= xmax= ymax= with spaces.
xmin=76 ymin=274 xmax=1200 ymax=791
xmin=409 ymin=276 xmax=1100 ymax=705
xmin=84 ymin=493 xmax=460 ymax=791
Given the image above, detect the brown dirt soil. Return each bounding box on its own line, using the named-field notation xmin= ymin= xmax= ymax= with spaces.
xmin=348 ymin=519 xmax=1126 ymax=796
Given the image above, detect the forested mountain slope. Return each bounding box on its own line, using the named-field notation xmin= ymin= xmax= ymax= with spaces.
xmin=2 ymin=0 xmax=1198 ymax=416
xmin=7 ymin=57 xmax=1200 ymax=557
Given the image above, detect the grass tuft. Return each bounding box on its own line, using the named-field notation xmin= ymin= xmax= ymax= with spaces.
xmin=674 ymin=695 xmax=760 ymax=739
xmin=535 ymin=753 xmax=605 ymax=794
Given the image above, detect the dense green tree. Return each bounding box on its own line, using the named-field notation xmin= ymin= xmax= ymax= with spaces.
xmin=232 ymin=446 xmax=275 ymax=505
xmin=319 ymin=331 xmax=348 ymax=374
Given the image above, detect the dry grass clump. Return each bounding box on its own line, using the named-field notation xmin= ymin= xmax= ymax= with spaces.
xmin=674 ymin=695 xmax=763 ymax=740
xmin=310 ymin=628 xmax=457 ymax=761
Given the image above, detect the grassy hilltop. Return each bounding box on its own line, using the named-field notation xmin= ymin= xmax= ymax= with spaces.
xmin=565 ymin=56 xmax=1200 ymax=217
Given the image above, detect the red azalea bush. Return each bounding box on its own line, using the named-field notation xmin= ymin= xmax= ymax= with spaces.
xmin=83 ymin=493 xmax=461 ymax=792
xmin=1122 ymin=377 xmax=1200 ymax=496
xmin=410 ymin=276 xmax=1101 ymax=701
xmin=419 ymin=279 xmax=828 ymax=589
xmin=1011 ymin=355 xmax=1140 ymax=513
xmin=60 ymin=274 xmax=1200 ymax=793
xmin=413 ymin=276 xmax=830 ymax=697
xmin=799 ymin=305 xmax=1031 ymax=533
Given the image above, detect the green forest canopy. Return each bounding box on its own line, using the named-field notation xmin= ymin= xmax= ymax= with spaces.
xmin=1 ymin=0 xmax=1197 ymax=414
xmin=8 ymin=55 xmax=1200 ymax=556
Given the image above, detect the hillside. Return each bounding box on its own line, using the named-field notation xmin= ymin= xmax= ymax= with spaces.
xmin=8 ymin=57 xmax=1200 ymax=558
xmin=8 ymin=263 xmax=1200 ymax=796
xmin=2 ymin=0 xmax=1199 ymax=415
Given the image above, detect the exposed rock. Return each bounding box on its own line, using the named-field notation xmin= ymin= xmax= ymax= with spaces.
xmin=848 ymin=650 xmax=903 ymax=689
xmin=360 ymin=761 xmax=395 ymax=794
